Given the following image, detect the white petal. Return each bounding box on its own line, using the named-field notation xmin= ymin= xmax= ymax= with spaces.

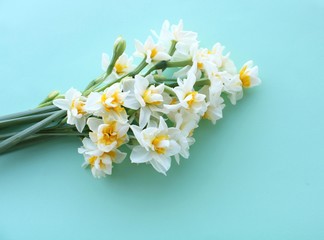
xmin=114 ymin=149 xmax=127 ymax=164
xmin=84 ymin=92 xmax=102 ymax=112
xmin=121 ymin=77 xmax=135 ymax=92
xmin=130 ymin=146 xmax=151 ymax=163
xmin=135 ymin=40 xmax=145 ymax=54
xmin=150 ymin=154 xmax=171 ymax=175
xmin=158 ymin=116 xmax=168 ymax=131
xmin=65 ymin=88 xmax=81 ymax=102
xmin=165 ymin=140 xmax=181 ymax=157
xmin=139 ymin=107 xmax=151 ymax=128
xmin=75 ymin=117 xmax=86 ymax=133
xmin=98 ymin=141 xmax=117 ymax=153
xmin=87 ymin=117 xmax=103 ymax=132
xmin=153 ymin=52 xmax=171 ymax=61
xmin=102 ymin=53 xmax=109 ymax=71
xmin=134 ymin=75 xmax=149 ymax=94
xmin=130 ymin=125 xmax=147 ymax=147
xmin=123 ymin=94 xmax=141 ymax=110
xmin=53 ymin=99 xmax=69 ymax=110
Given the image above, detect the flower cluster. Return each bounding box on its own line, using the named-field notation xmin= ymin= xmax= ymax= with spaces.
xmin=53 ymin=20 xmax=261 ymax=178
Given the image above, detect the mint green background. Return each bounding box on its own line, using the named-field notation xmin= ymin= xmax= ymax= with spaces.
xmin=0 ymin=0 xmax=324 ymax=239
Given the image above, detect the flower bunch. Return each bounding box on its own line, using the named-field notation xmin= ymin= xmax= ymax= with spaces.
xmin=0 ymin=20 xmax=261 ymax=177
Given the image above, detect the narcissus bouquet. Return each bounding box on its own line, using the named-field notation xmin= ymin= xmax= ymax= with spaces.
xmin=0 ymin=20 xmax=261 ymax=177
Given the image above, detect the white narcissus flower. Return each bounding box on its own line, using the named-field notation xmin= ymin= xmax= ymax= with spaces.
xmin=208 ymin=43 xmax=224 ymax=68
xmin=135 ymin=36 xmax=171 ymax=64
xmin=173 ymin=44 xmax=217 ymax=79
xmin=154 ymin=20 xmax=198 ymax=53
xmin=123 ymin=75 xmax=169 ymax=128
xmin=78 ymin=138 xmax=126 ymax=178
xmin=170 ymin=72 xmax=208 ymax=116
xmin=239 ymin=60 xmax=261 ymax=88
xmin=53 ymin=88 xmax=88 ymax=132
xmin=174 ymin=109 xmax=199 ymax=139
xmin=209 ymin=72 xmax=243 ymax=105
xmin=193 ymin=47 xmax=212 ymax=75
xmin=102 ymin=53 xmax=134 ymax=78
xmin=87 ymin=117 xmax=129 ymax=153
xmin=172 ymin=109 xmax=200 ymax=164
xmin=85 ymin=82 xmax=128 ymax=121
xmin=130 ymin=117 xmax=183 ymax=175
xmin=200 ymin=81 xmax=225 ymax=124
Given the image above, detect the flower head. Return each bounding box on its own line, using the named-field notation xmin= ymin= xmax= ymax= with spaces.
xmin=155 ymin=20 xmax=198 ymax=51
xmin=53 ymin=88 xmax=88 ymax=132
xmin=135 ymin=36 xmax=171 ymax=64
xmin=171 ymin=73 xmax=207 ymax=116
xmin=102 ymin=53 xmax=134 ymax=78
xmin=87 ymin=117 xmax=129 ymax=153
xmin=123 ymin=75 xmax=169 ymax=128
xmin=130 ymin=117 xmax=183 ymax=175
xmin=78 ymin=138 xmax=126 ymax=178
xmin=85 ymin=82 xmax=128 ymax=121
xmin=239 ymin=60 xmax=261 ymax=88
xmin=200 ymin=82 xmax=225 ymax=124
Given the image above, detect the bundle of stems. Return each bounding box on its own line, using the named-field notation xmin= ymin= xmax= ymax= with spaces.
xmin=0 ymin=39 xmax=192 ymax=154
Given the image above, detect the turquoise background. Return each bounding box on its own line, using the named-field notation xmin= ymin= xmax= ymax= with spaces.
xmin=0 ymin=0 xmax=323 ymax=239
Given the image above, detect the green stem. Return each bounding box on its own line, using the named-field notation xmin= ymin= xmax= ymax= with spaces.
xmin=0 ymin=105 xmax=59 ymax=121
xmin=39 ymin=91 xmax=60 ymax=105
xmin=164 ymin=85 xmax=176 ymax=96
xmin=0 ymin=112 xmax=57 ymax=129
xmin=83 ymin=73 xmax=109 ymax=96
xmin=166 ymin=59 xmax=192 ymax=68
xmin=144 ymin=61 xmax=167 ymax=76
xmin=144 ymin=59 xmax=192 ymax=77
xmin=144 ymin=41 xmax=178 ymax=77
xmin=0 ymin=110 xmax=66 ymax=154
xmin=128 ymin=57 xmax=148 ymax=77
xmin=83 ymin=73 xmax=106 ymax=92
xmin=90 ymin=57 xmax=149 ymax=93
xmin=2 ymin=134 xmax=83 ymax=154
xmin=95 ymin=77 xmax=120 ymax=93
xmin=168 ymin=40 xmax=177 ymax=55
xmin=194 ymin=79 xmax=210 ymax=87
xmin=0 ymin=131 xmax=87 ymax=141
xmin=38 ymin=101 xmax=56 ymax=108
xmin=153 ymin=74 xmax=167 ymax=82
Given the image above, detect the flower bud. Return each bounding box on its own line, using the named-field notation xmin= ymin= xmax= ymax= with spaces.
xmin=48 ymin=90 xmax=60 ymax=100
xmin=40 ymin=90 xmax=60 ymax=105
xmin=113 ymin=36 xmax=126 ymax=58
xmin=106 ymin=37 xmax=126 ymax=76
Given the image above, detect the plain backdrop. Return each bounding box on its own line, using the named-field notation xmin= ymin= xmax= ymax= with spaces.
xmin=0 ymin=0 xmax=323 ymax=239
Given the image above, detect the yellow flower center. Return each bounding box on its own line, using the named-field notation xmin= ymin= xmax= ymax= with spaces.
xmin=202 ymin=111 xmax=209 ymax=119
xmin=150 ymin=48 xmax=158 ymax=58
xmin=88 ymin=155 xmax=106 ymax=169
xmin=88 ymin=151 xmax=117 ymax=169
xmin=143 ymin=89 xmax=162 ymax=105
xmin=152 ymin=135 xmax=169 ymax=154
xmin=101 ymin=91 xmax=125 ymax=113
xmin=239 ymin=65 xmax=251 ymax=87
xmin=188 ymin=129 xmax=194 ymax=137
xmin=71 ymin=99 xmax=85 ymax=115
xmin=88 ymin=156 xmax=97 ymax=166
xmin=114 ymin=63 xmax=127 ymax=75
xmin=170 ymin=97 xmax=178 ymax=105
xmin=106 ymin=151 xmax=116 ymax=160
xmin=197 ymin=62 xmax=204 ymax=70
xmin=98 ymin=122 xmax=118 ymax=146
xmin=185 ymin=91 xmax=198 ymax=107
xmin=98 ymin=122 xmax=126 ymax=147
